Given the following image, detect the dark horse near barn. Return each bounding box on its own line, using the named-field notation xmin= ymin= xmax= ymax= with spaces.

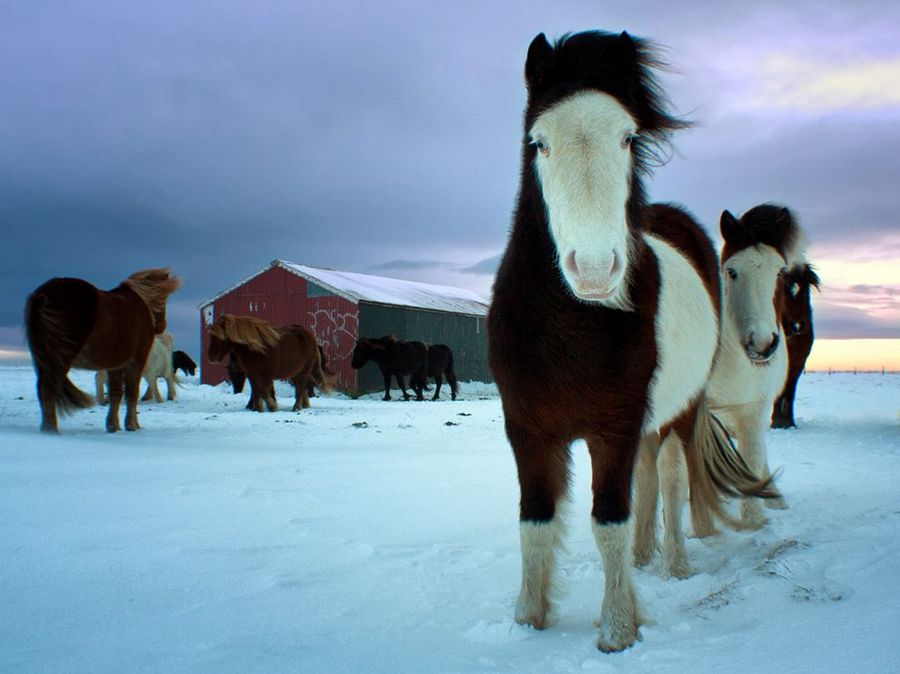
xmin=425 ymin=344 xmax=458 ymax=400
xmin=172 ymin=350 xmax=197 ymax=377
xmin=487 ymin=31 xmax=776 ymax=651
xmin=351 ymin=336 xmax=428 ymax=401
xmin=771 ymin=263 xmax=819 ymax=428
xmin=207 ymin=315 xmax=326 ymax=412
xmin=25 ymin=268 xmax=180 ymax=432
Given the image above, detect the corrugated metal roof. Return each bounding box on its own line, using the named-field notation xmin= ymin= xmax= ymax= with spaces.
xmin=200 ymin=260 xmax=489 ymax=317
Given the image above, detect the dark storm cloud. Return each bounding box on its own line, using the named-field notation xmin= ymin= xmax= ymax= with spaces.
xmin=2 ymin=0 xmax=899 ymax=357
xmin=367 ymin=260 xmax=454 ymax=272
xmin=460 ymin=255 xmax=502 ymax=276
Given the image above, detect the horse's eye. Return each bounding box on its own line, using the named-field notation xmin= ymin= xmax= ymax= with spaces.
xmin=532 ymin=139 xmax=550 ymax=157
xmin=622 ymin=133 xmax=639 ymax=149
xmin=727 ymin=268 xmax=738 ymax=281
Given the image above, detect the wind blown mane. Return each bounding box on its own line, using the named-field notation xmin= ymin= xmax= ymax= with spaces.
xmin=786 ymin=262 xmax=820 ymax=290
xmin=122 ymin=268 xmax=181 ymax=327
xmin=210 ymin=314 xmax=281 ymax=353
xmin=526 ymin=30 xmax=690 ymax=172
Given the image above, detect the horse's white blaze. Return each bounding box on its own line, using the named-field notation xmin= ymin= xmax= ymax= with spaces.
xmin=593 ymin=519 xmax=640 ymax=651
xmin=530 ymin=91 xmax=637 ymax=309
xmin=723 ymin=246 xmax=785 ymax=358
xmin=515 ymin=514 xmax=564 ymax=628
xmin=643 ymin=234 xmax=718 ymax=432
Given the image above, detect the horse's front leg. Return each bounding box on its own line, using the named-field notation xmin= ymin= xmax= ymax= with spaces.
xmin=587 ymin=433 xmax=642 ymax=652
xmin=263 ymin=379 xmax=278 ymax=412
xmin=247 ymin=379 xmax=264 ymax=412
xmin=105 ymin=369 xmax=124 ymax=432
xmin=736 ymin=405 xmax=771 ymax=528
xmin=658 ymin=431 xmax=691 ymax=578
xmin=381 ymin=371 xmax=392 ymax=401
xmin=123 ymin=366 xmax=142 ymax=431
xmin=631 ymin=433 xmax=660 ymax=568
xmin=508 ymin=423 xmax=569 ymax=630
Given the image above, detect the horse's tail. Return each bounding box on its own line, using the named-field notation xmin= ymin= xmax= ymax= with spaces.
xmin=684 ymin=396 xmax=780 ymax=532
xmin=24 ymin=291 xmax=94 ymax=413
xmin=310 ymin=343 xmax=333 ymax=393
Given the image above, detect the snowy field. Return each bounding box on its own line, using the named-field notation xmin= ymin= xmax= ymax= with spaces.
xmin=1 ymin=366 xmax=899 ymax=673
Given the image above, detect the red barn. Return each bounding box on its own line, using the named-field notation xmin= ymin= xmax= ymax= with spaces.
xmin=198 ymin=260 xmax=491 ymax=393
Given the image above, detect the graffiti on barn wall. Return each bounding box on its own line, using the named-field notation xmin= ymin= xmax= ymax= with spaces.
xmin=306 ymin=309 xmax=358 ymax=360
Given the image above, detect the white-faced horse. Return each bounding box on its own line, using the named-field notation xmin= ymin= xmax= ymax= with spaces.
xmin=633 ymin=204 xmax=801 ymax=577
xmin=487 ymin=30 xmax=777 ymax=652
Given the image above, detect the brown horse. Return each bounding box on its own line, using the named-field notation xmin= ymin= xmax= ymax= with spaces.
xmin=772 ymin=262 xmax=819 ymax=428
xmin=488 ymin=31 xmax=775 ymax=651
xmin=207 ymin=314 xmax=326 ymax=412
xmin=25 ymin=268 xmax=180 ymax=433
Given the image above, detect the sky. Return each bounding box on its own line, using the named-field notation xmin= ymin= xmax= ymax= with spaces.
xmin=1 ymin=0 xmax=898 ymax=368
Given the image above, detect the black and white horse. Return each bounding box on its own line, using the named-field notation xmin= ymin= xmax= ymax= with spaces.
xmin=487 ymin=31 xmax=776 ymax=652
xmin=633 ymin=205 xmax=802 ymax=578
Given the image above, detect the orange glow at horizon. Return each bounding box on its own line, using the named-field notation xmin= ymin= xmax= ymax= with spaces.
xmin=805 ymin=339 xmax=900 ymax=372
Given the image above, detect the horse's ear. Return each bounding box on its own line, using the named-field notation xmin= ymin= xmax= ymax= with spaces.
xmin=720 ymin=210 xmax=740 ymax=241
xmin=525 ymin=33 xmax=554 ymax=90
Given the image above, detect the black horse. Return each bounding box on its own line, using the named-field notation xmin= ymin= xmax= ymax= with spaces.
xmin=351 ymin=336 xmax=427 ymax=400
xmin=426 ymin=344 xmax=458 ymax=401
xmin=172 ymin=350 xmax=197 ymax=376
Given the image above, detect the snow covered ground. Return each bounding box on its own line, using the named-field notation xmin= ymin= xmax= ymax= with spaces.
xmin=1 ymin=366 xmax=898 ymax=673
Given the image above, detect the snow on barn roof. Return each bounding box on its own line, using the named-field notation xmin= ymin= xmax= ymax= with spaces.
xmin=200 ymin=260 xmax=490 ymax=317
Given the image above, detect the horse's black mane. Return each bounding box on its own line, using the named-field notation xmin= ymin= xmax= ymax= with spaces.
xmin=731 ymin=204 xmax=802 ymax=260
xmin=525 ymin=30 xmax=689 ymax=170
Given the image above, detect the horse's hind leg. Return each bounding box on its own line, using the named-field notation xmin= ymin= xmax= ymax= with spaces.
xmin=658 ymin=431 xmax=691 ymax=578
xmin=396 ymin=374 xmax=411 ymax=400
xmin=95 ymin=371 xmax=108 ymax=405
xmin=509 ymin=423 xmax=569 ymax=630
xmin=632 ymin=433 xmax=660 ymax=568
xmin=105 ymin=369 xmax=124 ymax=432
xmin=123 ymin=366 xmax=142 ymax=431
xmin=447 ymin=369 xmax=458 ymax=401
xmin=36 ymin=369 xmax=61 ymax=433
xmin=587 ymin=434 xmax=642 ymax=652
xmin=432 ymin=375 xmax=442 ymax=401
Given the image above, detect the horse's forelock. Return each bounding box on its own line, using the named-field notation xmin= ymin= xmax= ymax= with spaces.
xmin=524 ymin=30 xmax=689 ymax=172
xmin=122 ymin=268 xmax=181 ymax=328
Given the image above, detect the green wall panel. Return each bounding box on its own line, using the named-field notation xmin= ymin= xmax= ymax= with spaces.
xmin=355 ymin=303 xmax=491 ymax=394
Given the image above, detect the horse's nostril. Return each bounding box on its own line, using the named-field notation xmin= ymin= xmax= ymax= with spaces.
xmin=564 ymin=250 xmax=579 ymax=278
xmin=610 ymin=250 xmax=621 ymax=277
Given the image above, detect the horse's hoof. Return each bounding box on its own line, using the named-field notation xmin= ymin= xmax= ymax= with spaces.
xmin=632 ymin=542 xmax=655 ymax=568
xmin=40 ymin=424 xmax=60 ymax=434
xmin=663 ymin=555 xmax=693 ymax=579
xmin=739 ymin=502 xmax=767 ymax=530
xmin=514 ymin=599 xmax=551 ymax=630
xmin=595 ymin=619 xmax=641 ymax=653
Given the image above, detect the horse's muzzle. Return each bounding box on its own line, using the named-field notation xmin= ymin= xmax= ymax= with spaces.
xmin=744 ymin=332 xmax=780 ymax=364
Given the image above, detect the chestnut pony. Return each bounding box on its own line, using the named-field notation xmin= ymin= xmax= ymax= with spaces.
xmin=25 ymin=268 xmax=180 ymax=433
xmin=207 ymin=314 xmax=326 ymax=412
xmin=488 ymin=31 xmax=775 ymax=652
xmin=772 ymin=262 xmax=819 ymax=428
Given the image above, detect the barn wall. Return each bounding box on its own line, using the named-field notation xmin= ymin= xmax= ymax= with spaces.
xmin=200 ymin=266 xmax=361 ymax=391
xmin=356 ymin=304 xmax=491 ymax=394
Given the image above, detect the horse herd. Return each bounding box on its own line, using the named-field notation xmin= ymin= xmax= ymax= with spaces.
xmin=22 ymin=276 xmax=462 ymax=430
xmin=22 ymin=28 xmax=821 ymax=653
